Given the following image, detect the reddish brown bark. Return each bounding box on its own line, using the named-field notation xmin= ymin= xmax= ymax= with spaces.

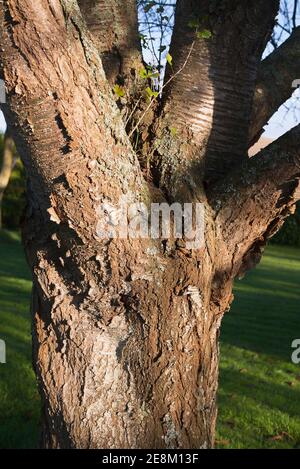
xmin=153 ymin=0 xmax=279 ymax=189
xmin=210 ymin=124 xmax=300 ymax=281
xmin=78 ymin=0 xmax=143 ymax=86
xmin=0 ymin=0 xmax=299 ymax=449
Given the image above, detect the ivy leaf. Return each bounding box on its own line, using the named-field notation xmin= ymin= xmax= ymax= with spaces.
xmin=166 ymin=53 xmax=173 ymax=66
xmin=188 ymin=18 xmax=200 ymax=29
xmin=197 ymin=29 xmax=212 ymax=39
xmin=170 ymin=127 xmax=177 ymax=137
xmin=139 ymin=68 xmax=159 ymax=80
xmin=139 ymin=68 xmax=149 ymax=79
xmin=113 ymin=84 xmax=125 ymax=98
xmin=145 ymin=87 xmax=159 ymax=99
xmin=139 ymin=34 xmax=148 ymax=48
xmin=144 ymin=1 xmax=156 ymax=13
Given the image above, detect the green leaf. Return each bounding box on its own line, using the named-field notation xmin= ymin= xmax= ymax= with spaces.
xmin=139 ymin=68 xmax=149 ymax=79
xmin=145 ymin=87 xmax=159 ymax=99
xmin=139 ymin=68 xmax=159 ymax=80
xmin=188 ymin=18 xmax=200 ymax=29
xmin=145 ymin=87 xmax=152 ymax=97
xmin=197 ymin=29 xmax=212 ymax=39
xmin=166 ymin=53 xmax=173 ymax=66
xmin=139 ymin=34 xmax=149 ymax=50
xmin=113 ymin=84 xmax=125 ymax=98
xmin=170 ymin=127 xmax=177 ymax=137
xmin=144 ymin=1 xmax=156 ymax=13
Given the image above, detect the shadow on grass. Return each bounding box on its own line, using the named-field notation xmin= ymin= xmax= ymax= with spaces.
xmin=217 ymin=244 xmax=300 ymax=448
xmin=221 ymin=245 xmax=300 ymax=360
xmin=217 ymin=354 xmax=300 ymax=449
xmin=220 ymin=366 xmax=300 ymax=418
xmin=1 ymin=232 xmax=300 ymax=448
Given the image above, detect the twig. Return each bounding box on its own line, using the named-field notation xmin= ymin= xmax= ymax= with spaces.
xmin=128 ymin=41 xmax=195 ymax=138
xmin=162 ymin=41 xmax=195 ymax=91
xmin=125 ymin=97 xmax=142 ymax=127
xmin=292 ymin=0 xmax=298 ymax=29
xmin=128 ymin=96 xmax=155 ymax=138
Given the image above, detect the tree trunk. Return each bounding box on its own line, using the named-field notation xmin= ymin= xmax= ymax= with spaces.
xmin=1 ymin=0 xmax=299 ymax=450
xmin=77 ymin=0 xmax=143 ymax=86
xmin=30 ymin=245 xmax=226 ymax=448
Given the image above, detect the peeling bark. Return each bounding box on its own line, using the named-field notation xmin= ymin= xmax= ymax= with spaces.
xmin=211 ymin=124 xmax=300 ymax=279
xmin=0 ymin=0 xmax=298 ymax=450
xmin=153 ymin=0 xmax=279 ymax=193
xmin=78 ymin=0 xmax=143 ymax=86
xmin=0 ymin=0 xmax=223 ymax=449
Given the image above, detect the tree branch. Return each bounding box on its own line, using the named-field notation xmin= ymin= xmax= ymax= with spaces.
xmin=0 ymin=0 xmax=146 ymax=230
xmin=77 ymin=0 xmax=143 ymax=86
xmin=212 ymin=124 xmax=300 ymax=279
xmin=152 ymin=0 xmax=279 ymax=196
xmin=250 ymin=26 xmax=300 ymax=147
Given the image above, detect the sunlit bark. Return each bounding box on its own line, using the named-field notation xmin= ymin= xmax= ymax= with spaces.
xmin=1 ymin=0 xmax=299 ymax=449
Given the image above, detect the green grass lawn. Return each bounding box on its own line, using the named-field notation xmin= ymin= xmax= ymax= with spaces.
xmin=0 ymin=230 xmax=300 ymax=448
xmin=0 ymin=230 xmax=40 ymax=448
xmin=217 ymin=245 xmax=300 ymax=448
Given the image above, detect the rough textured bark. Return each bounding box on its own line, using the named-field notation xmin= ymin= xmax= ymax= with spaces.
xmin=77 ymin=0 xmax=151 ymax=148
xmin=0 ymin=0 xmax=298 ymax=450
xmin=250 ymin=26 xmax=300 ymax=146
xmin=0 ymin=0 xmax=219 ymax=448
xmin=211 ymin=124 xmax=300 ymax=281
xmin=152 ymin=0 xmax=279 ymax=195
xmin=0 ymin=129 xmax=14 ymax=228
xmin=78 ymin=0 xmax=143 ymax=86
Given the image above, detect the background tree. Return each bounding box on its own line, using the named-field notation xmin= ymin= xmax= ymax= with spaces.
xmin=0 ymin=132 xmax=25 ymax=230
xmin=0 ymin=0 xmax=300 ymax=449
xmin=0 ymin=131 xmax=15 ymax=228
